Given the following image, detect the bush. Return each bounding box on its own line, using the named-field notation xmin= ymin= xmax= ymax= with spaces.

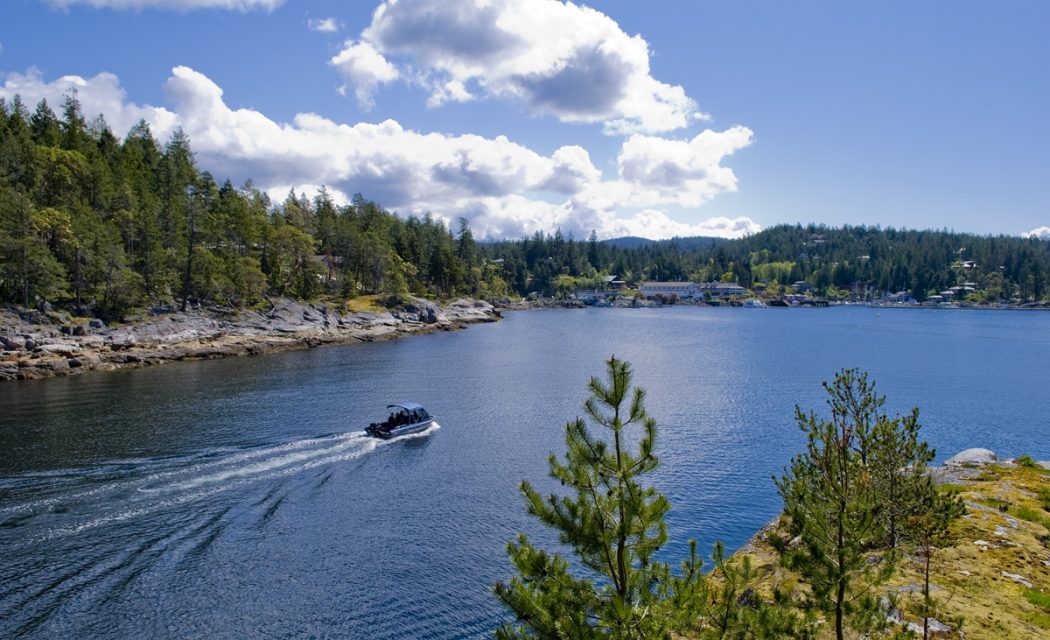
xmin=1016 ymin=454 xmax=1038 ymax=468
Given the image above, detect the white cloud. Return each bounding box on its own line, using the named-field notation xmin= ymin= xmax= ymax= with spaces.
xmin=603 ymin=210 xmax=760 ymax=239
xmin=42 ymin=0 xmax=282 ymax=10
xmin=0 ymin=68 xmax=179 ymax=140
xmin=1023 ymin=226 xmax=1050 ymax=240
xmin=0 ymin=66 xmax=756 ymax=240
xmin=613 ymin=126 xmax=754 ymax=206
xmin=332 ymin=0 xmax=703 ymax=135
xmin=308 ymin=17 xmax=340 ymax=33
xmin=329 ymin=40 xmax=399 ymax=109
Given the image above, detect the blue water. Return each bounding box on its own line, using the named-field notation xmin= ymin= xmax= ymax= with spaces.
xmin=1 ymin=306 xmax=1048 ymax=638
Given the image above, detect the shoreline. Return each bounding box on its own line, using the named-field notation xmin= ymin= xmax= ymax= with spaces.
xmin=0 ymin=297 xmax=500 ymax=383
xmin=4 ymin=296 xmax=1046 ymax=383
xmin=732 ymin=449 xmax=1050 ymax=639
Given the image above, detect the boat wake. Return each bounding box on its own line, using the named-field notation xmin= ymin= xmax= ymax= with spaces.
xmin=0 ymin=423 xmax=441 ymax=636
xmin=0 ymin=422 xmax=441 ymax=543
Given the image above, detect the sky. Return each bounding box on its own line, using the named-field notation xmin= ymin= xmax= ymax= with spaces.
xmin=1 ymin=0 xmax=1047 ymax=240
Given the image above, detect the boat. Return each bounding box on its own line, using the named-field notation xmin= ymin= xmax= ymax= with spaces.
xmin=365 ymin=403 xmax=435 ymax=439
xmin=742 ymin=299 xmax=767 ymax=308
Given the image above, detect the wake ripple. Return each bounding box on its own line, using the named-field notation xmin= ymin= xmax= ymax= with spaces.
xmin=0 ymin=423 xmax=440 ymax=543
xmin=0 ymin=423 xmax=441 ymax=638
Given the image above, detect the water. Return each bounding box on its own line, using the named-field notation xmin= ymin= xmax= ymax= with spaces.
xmin=1 ymin=306 xmax=1048 ymax=638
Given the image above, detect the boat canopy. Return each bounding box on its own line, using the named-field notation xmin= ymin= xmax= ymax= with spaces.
xmin=387 ymin=402 xmax=426 ymax=412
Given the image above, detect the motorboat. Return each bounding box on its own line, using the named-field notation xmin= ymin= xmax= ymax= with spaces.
xmin=365 ymin=403 xmax=435 ymax=439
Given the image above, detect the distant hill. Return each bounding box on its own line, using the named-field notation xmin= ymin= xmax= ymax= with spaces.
xmin=604 ymin=236 xmax=727 ymax=251
xmin=603 ymin=236 xmax=653 ymax=249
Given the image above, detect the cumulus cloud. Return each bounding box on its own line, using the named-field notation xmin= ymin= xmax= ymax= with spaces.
xmin=613 ymin=127 xmax=754 ymax=206
xmin=308 ymin=17 xmax=340 ymax=33
xmin=0 ymin=66 xmax=756 ymax=240
xmin=605 ymin=210 xmax=760 ymax=239
xmin=1023 ymin=226 xmax=1050 ymax=240
xmin=0 ymin=68 xmax=179 ymax=140
xmin=329 ymin=40 xmax=399 ymax=109
xmin=42 ymin=0 xmax=282 ymax=10
xmin=332 ymin=0 xmax=703 ymax=134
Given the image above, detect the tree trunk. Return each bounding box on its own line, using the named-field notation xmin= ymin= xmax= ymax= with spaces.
xmin=180 ymin=202 xmax=196 ymax=312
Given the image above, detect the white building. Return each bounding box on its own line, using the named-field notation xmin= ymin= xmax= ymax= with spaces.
xmin=639 ymin=282 xmax=701 ymax=300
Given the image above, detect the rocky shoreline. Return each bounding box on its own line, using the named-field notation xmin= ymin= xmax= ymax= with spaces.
xmin=0 ymin=297 xmax=500 ymax=382
xmin=736 ymin=448 xmax=1050 ymax=639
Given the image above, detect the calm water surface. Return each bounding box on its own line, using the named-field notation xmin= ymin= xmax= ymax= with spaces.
xmin=1 ymin=307 xmax=1048 ymax=638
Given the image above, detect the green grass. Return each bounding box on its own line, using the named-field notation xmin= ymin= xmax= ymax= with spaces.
xmin=1038 ymin=486 xmax=1050 ymax=512
xmin=936 ymin=483 xmax=967 ymax=494
xmin=1026 ymin=589 xmax=1050 ymax=611
xmin=1016 ymin=454 xmax=1037 ymax=468
xmin=1024 ymin=589 xmax=1050 ymax=628
xmin=1013 ymin=505 xmax=1049 ymax=528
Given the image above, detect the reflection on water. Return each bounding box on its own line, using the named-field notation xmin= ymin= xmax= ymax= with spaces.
xmin=1 ymin=307 xmax=1048 ymax=638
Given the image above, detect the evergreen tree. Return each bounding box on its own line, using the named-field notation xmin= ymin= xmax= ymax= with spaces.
xmin=29 ymin=99 xmax=61 ymax=147
xmin=773 ymin=370 xmax=895 ymax=640
xmin=496 ymin=357 xmax=729 ymax=639
xmin=902 ymin=485 xmax=964 ymax=640
xmin=867 ymin=406 xmax=936 ymax=549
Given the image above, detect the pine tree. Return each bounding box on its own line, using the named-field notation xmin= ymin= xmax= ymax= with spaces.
xmin=903 ymin=483 xmax=964 ymax=640
xmin=494 ymin=356 xmax=712 ymax=639
xmin=773 ymin=370 xmax=895 ymax=640
xmin=867 ymin=406 xmax=935 ymax=549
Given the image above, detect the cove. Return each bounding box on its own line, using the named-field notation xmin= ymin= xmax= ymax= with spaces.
xmin=1 ymin=306 xmax=1048 ymax=638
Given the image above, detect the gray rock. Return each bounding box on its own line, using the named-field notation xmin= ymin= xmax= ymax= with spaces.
xmin=72 ymin=325 xmax=86 ymax=336
xmin=88 ymin=318 xmax=105 ymax=329
xmin=904 ymin=618 xmax=952 ymax=636
xmin=23 ymin=339 xmax=36 ymax=350
xmin=39 ymin=344 xmax=78 ymax=355
xmin=1001 ymin=571 xmax=1033 ymax=588
xmin=38 ymin=359 xmax=69 ymax=373
xmin=945 ymin=448 xmax=997 ymax=466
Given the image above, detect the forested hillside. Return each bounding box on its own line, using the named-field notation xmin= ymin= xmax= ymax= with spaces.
xmin=1 ymin=95 xmax=1048 ymax=317
xmin=0 ymin=92 xmax=505 ymax=317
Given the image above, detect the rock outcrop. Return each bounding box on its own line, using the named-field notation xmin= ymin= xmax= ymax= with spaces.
xmin=0 ymin=296 xmax=500 ymax=382
xmin=944 ymin=448 xmax=998 ymax=466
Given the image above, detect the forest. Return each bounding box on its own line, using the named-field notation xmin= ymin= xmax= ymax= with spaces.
xmin=1 ymin=94 xmax=1048 ymax=318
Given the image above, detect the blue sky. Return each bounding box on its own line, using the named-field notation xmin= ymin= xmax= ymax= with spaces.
xmin=1 ymin=0 xmax=1047 ymax=240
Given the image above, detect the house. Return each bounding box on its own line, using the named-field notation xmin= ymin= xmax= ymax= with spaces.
xmin=639 ymin=282 xmax=700 ymax=300
xmin=700 ymin=282 xmax=747 ymax=298
xmin=573 ymin=290 xmax=610 ymax=305
xmin=884 ymin=291 xmax=917 ymax=304
xmin=311 ymin=254 xmax=342 ymax=284
xmin=603 ymin=275 xmax=626 ymax=290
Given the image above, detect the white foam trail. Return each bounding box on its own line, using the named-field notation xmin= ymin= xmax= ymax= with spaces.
xmin=26 ymin=423 xmax=442 ymax=542
xmin=164 ymin=436 xmax=375 ymax=492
